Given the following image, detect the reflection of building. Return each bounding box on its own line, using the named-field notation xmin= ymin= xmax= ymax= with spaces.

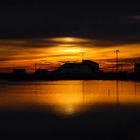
xmin=54 ymin=60 xmax=99 ymax=77
xmin=134 ymin=63 xmax=140 ymax=73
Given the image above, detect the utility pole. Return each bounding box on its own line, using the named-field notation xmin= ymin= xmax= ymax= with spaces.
xmin=115 ymin=50 xmax=120 ymax=72
xmin=80 ymin=52 xmax=85 ymax=104
xmin=115 ymin=50 xmax=120 ymax=106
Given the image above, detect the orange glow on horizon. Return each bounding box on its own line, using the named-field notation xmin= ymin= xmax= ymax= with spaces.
xmin=0 ymin=37 xmax=139 ymax=72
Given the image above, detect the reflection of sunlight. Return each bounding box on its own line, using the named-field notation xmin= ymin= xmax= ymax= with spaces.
xmin=65 ymin=105 xmax=74 ymax=115
xmin=57 ymin=105 xmax=76 ymax=115
xmin=1 ymin=81 xmax=140 ymax=116
xmin=43 ymin=92 xmax=84 ymax=115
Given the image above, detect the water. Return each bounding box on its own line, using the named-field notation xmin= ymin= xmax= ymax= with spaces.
xmin=0 ymin=80 xmax=140 ymax=116
xmin=1 ymin=80 xmax=140 ymax=139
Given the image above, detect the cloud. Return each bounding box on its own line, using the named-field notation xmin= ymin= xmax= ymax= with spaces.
xmin=92 ymin=35 xmax=140 ymax=47
xmin=130 ymin=15 xmax=140 ymax=20
xmin=0 ymin=34 xmax=140 ymax=50
xmin=0 ymin=4 xmax=138 ymax=44
xmin=47 ymin=54 xmax=77 ymax=58
xmin=102 ymin=57 xmax=140 ymax=64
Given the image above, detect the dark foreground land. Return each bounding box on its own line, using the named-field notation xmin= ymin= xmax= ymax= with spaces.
xmin=0 ymin=72 xmax=140 ymax=81
xmin=1 ymin=105 xmax=140 ymax=140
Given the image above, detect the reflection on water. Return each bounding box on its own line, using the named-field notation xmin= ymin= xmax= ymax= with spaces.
xmin=0 ymin=80 xmax=140 ymax=116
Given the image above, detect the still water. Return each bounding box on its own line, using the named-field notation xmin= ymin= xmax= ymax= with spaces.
xmin=0 ymin=80 xmax=140 ymax=116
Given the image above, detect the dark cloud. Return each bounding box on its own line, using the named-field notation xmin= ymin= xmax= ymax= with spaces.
xmin=0 ymin=1 xmax=140 ymax=61
xmin=92 ymin=35 xmax=140 ymax=46
xmin=0 ymin=55 xmax=47 ymax=62
xmin=104 ymin=57 xmax=140 ymax=64
xmin=0 ymin=2 xmax=139 ymax=43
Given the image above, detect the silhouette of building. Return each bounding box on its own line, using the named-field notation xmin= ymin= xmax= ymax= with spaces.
xmin=12 ymin=69 xmax=27 ymax=79
xmin=81 ymin=60 xmax=99 ymax=73
xmin=34 ymin=69 xmax=49 ymax=78
xmin=53 ymin=60 xmax=99 ymax=79
xmin=13 ymin=69 xmax=26 ymax=76
xmin=134 ymin=63 xmax=140 ymax=73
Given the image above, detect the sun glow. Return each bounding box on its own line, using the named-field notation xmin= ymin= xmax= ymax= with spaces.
xmin=62 ymin=37 xmax=75 ymax=42
xmin=59 ymin=47 xmax=83 ymax=53
xmin=0 ymin=37 xmax=140 ymax=72
xmin=48 ymin=37 xmax=90 ymax=43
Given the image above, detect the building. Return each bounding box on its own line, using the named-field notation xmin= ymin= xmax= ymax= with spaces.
xmin=34 ymin=69 xmax=49 ymax=78
xmin=12 ymin=69 xmax=27 ymax=79
xmin=53 ymin=60 xmax=99 ymax=79
xmin=134 ymin=63 xmax=140 ymax=73
xmin=82 ymin=60 xmax=99 ymax=73
xmin=13 ymin=69 xmax=26 ymax=76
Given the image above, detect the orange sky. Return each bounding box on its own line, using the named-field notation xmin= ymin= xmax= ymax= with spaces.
xmin=0 ymin=37 xmax=140 ymax=73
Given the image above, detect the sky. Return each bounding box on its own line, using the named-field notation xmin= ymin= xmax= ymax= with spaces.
xmin=0 ymin=1 xmax=140 ymax=72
